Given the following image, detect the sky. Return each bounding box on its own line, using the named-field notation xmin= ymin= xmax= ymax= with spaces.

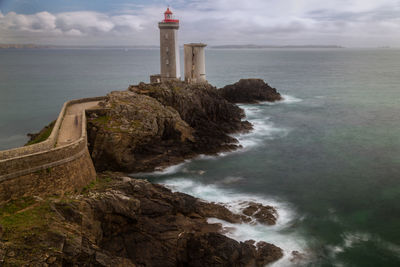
xmin=0 ymin=0 xmax=399 ymax=47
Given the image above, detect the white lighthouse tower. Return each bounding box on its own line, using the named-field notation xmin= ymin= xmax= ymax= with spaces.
xmin=158 ymin=8 xmax=180 ymax=82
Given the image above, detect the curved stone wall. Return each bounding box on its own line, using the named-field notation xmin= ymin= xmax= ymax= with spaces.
xmin=0 ymin=96 xmax=107 ymax=203
xmin=0 ymin=96 xmax=106 ymax=161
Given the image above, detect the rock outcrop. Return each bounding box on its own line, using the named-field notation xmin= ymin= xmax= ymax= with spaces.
xmin=130 ymin=81 xmax=252 ymax=154
xmin=87 ymin=90 xmax=196 ymax=172
xmin=242 ymin=202 xmax=278 ymax=225
xmin=1 ymin=80 xmax=289 ymax=266
xmin=0 ymin=174 xmax=283 ymax=266
xmin=219 ymin=79 xmax=282 ymax=103
xmin=88 ymin=81 xmax=253 ymax=172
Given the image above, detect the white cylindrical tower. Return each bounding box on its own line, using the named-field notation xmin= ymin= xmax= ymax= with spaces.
xmin=158 ymin=8 xmax=180 ymax=82
xmin=184 ymin=43 xmax=207 ymax=84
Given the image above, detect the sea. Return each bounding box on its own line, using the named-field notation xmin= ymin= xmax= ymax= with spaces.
xmin=0 ymin=48 xmax=399 ymax=266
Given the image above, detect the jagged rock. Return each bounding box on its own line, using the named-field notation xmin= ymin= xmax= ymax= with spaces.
xmin=177 ymin=232 xmax=282 ymax=267
xmin=87 ymin=90 xmax=196 ymax=172
xmin=130 ymin=81 xmax=252 ymax=154
xmin=242 ymin=202 xmax=278 ymax=225
xmin=88 ymin=81 xmax=254 ymax=172
xmin=62 ymin=175 xmax=283 ymax=266
xmin=219 ymin=79 xmax=282 ymax=103
xmin=0 ymin=174 xmax=283 ymax=266
xmin=256 ymin=241 xmax=284 ymax=265
xmin=290 ymin=250 xmax=307 ymax=263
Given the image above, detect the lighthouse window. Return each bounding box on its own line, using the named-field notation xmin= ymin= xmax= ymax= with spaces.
xmin=166 ymin=59 xmax=169 ymax=65
xmin=166 ymin=47 xmax=169 ymax=52
xmin=165 ymin=33 xmax=168 ymax=39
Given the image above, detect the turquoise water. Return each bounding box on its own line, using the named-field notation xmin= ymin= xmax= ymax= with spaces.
xmin=1 ymin=48 xmax=400 ymax=266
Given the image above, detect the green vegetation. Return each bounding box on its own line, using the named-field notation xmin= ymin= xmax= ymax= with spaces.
xmin=0 ymin=197 xmax=61 ymax=265
xmin=81 ymin=175 xmax=113 ymax=194
xmin=25 ymin=121 xmax=55 ymax=146
xmin=0 ymin=197 xmax=52 ymax=242
xmin=173 ymin=86 xmax=181 ymax=92
xmin=131 ymin=120 xmax=142 ymax=128
xmin=92 ymin=115 xmax=111 ymax=125
xmin=0 ymin=197 xmax=36 ymax=216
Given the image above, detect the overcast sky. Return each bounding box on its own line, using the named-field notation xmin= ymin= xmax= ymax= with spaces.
xmin=0 ymin=0 xmax=399 ymax=47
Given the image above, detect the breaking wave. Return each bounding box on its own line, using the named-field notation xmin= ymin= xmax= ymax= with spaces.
xmin=259 ymin=94 xmax=303 ymax=106
xmin=327 ymin=231 xmax=400 ymax=260
xmin=162 ymin=178 xmax=310 ymax=266
xmin=234 ymin=104 xmax=289 ymax=150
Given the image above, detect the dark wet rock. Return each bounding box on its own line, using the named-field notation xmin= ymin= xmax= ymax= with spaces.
xmin=0 ymin=174 xmax=283 ymax=266
xmin=219 ymin=78 xmax=282 ymax=104
xmin=62 ymin=176 xmax=283 ymax=266
xmin=130 ymin=81 xmax=252 ymax=154
xmin=242 ymin=202 xmax=278 ymax=225
xmin=290 ymin=250 xmax=307 ymax=264
xmin=256 ymin=241 xmax=284 ymax=265
xmin=244 ymin=239 xmax=256 ymax=246
xmin=87 ymin=90 xmax=195 ymax=172
xmin=88 ymin=81 xmax=254 ymax=173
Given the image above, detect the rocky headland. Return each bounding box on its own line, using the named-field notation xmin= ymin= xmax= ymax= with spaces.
xmin=1 ymin=79 xmax=287 ymax=266
xmin=87 ymin=79 xmax=280 ymax=173
xmin=0 ymin=173 xmax=283 ymax=266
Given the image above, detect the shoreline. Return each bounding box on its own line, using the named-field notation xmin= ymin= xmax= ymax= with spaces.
xmin=0 ymin=79 xmax=292 ymax=265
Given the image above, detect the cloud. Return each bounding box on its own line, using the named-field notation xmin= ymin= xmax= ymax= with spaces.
xmin=0 ymin=0 xmax=400 ymax=46
xmin=0 ymin=11 xmax=146 ymax=35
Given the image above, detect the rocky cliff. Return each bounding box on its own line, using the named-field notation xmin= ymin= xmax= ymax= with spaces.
xmin=88 ymin=81 xmax=253 ymax=172
xmin=0 ymin=173 xmax=283 ymax=266
xmin=87 ymin=90 xmax=196 ymax=172
xmin=219 ymin=79 xmax=282 ymax=103
xmin=2 ymin=79 xmax=288 ymax=266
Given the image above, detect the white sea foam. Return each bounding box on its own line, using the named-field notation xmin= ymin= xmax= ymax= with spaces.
xmin=132 ymin=161 xmax=188 ymax=177
xmin=162 ymin=178 xmax=310 ymax=266
xmin=329 ymin=231 xmax=400 ymax=259
xmin=257 ymin=94 xmax=303 ymax=106
xmin=281 ymin=94 xmax=303 ymax=104
xmin=217 ymin=176 xmax=244 ymax=185
xmin=235 ymin=116 xmax=289 ymax=150
xmin=342 ymin=232 xmax=371 ymax=248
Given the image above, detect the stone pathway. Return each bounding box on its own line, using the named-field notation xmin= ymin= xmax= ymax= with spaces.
xmin=56 ymin=101 xmax=99 ymax=147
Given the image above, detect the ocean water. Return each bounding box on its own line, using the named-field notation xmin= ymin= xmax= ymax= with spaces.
xmin=1 ymin=48 xmax=400 ymax=266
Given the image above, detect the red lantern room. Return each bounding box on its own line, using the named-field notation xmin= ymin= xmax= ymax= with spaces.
xmin=163 ymin=7 xmax=179 ymax=23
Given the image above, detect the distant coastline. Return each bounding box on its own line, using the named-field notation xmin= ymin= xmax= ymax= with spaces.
xmin=2 ymin=44 xmax=397 ymax=50
xmin=0 ymin=43 xmax=343 ymax=50
xmin=211 ymin=44 xmax=344 ymax=49
xmin=0 ymin=44 xmax=159 ymax=49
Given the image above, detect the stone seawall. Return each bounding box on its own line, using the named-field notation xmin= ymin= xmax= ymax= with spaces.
xmin=0 ymin=149 xmax=96 ymax=203
xmin=0 ymin=96 xmax=107 ymax=203
xmin=0 ymin=96 xmax=106 ymax=160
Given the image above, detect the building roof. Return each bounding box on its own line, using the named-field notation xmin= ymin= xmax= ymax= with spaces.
xmin=164 ymin=8 xmax=173 ymax=15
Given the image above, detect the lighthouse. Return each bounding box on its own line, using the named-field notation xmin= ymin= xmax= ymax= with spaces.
xmin=158 ymin=8 xmax=180 ymax=81
xmin=149 ymin=8 xmax=207 ymax=85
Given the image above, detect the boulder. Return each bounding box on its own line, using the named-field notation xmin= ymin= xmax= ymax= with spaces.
xmin=87 ymin=90 xmax=195 ymax=172
xmin=130 ymin=81 xmax=252 ymax=154
xmin=219 ymin=79 xmax=282 ymax=103
xmin=242 ymin=202 xmax=278 ymax=225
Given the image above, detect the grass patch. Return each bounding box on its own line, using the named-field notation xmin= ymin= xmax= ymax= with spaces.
xmin=92 ymin=115 xmax=111 ymax=125
xmin=81 ymin=175 xmax=113 ymax=194
xmin=0 ymin=197 xmax=36 ymax=216
xmin=0 ymin=198 xmax=52 ymax=241
xmin=0 ymin=197 xmax=67 ymax=265
xmin=25 ymin=121 xmax=55 ymax=146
